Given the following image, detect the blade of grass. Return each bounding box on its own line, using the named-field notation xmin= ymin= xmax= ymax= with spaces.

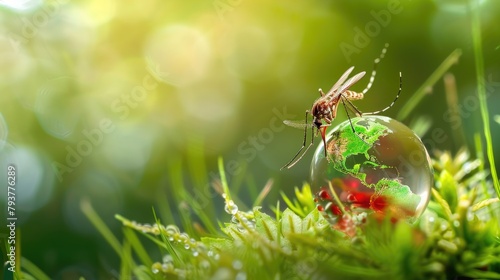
xmin=123 ymin=227 xmax=154 ymax=268
xmin=431 ymin=188 xmax=453 ymax=220
xmin=187 ymin=136 xmax=216 ymax=220
xmin=151 ymin=208 xmax=185 ymax=266
xmin=180 ymin=191 xmax=219 ymax=235
xmin=253 ymin=179 xmax=273 ymax=207
xmin=444 ymin=73 xmax=467 ymax=148
xmin=218 ymin=157 xmax=231 ymax=201
xmin=80 ymin=198 xmax=122 ymax=256
xmin=119 ymin=238 xmax=132 ymax=280
xmin=166 ymin=159 xmax=195 ymax=236
xmin=155 ymin=189 xmax=176 ymax=228
xmin=280 ymin=191 xmax=303 ymax=216
xmin=187 ymin=135 xmax=207 ymax=189
xmin=246 ymin=175 xmax=259 ymax=203
xmin=474 ymin=133 xmax=490 ymax=198
xmin=229 ymin=160 xmax=248 ymax=195
xmin=472 ymin=198 xmax=499 ymax=212
xmin=328 ymin=180 xmax=347 ymax=216
xmin=115 ymin=214 xmax=171 ymax=252
xmin=469 ymin=0 xmax=500 ymax=198
xmin=276 ymin=200 xmax=281 ymax=247
xmin=397 ymin=49 xmax=462 ymax=121
xmin=20 ymin=257 xmax=50 ymax=280
xmin=177 ymin=200 xmax=195 ymax=237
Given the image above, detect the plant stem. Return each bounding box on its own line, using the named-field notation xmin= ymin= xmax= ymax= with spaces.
xmin=397 ymin=49 xmax=462 ymax=121
xmin=469 ymin=0 xmax=500 ymax=198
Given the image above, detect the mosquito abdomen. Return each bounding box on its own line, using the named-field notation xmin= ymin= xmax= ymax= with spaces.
xmin=344 ymin=90 xmax=364 ymax=100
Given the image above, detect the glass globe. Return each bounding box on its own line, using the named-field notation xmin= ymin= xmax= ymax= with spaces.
xmin=311 ymin=116 xmax=433 ymax=231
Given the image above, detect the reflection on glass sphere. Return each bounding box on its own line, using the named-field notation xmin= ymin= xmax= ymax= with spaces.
xmin=311 ymin=116 xmax=433 ymax=234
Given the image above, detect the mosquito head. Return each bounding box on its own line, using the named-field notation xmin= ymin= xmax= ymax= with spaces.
xmin=311 ymin=100 xmax=333 ymax=128
xmin=313 ymin=117 xmax=322 ymax=129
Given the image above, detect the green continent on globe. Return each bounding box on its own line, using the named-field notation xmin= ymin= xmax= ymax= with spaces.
xmin=374 ymin=178 xmax=421 ymax=214
xmin=326 ymin=117 xmax=390 ymax=182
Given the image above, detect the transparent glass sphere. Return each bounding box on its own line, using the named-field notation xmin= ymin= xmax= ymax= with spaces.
xmin=311 ymin=116 xmax=433 ymax=229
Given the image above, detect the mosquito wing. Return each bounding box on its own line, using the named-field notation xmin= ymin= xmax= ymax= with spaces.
xmin=336 ymin=71 xmax=366 ymax=95
xmin=283 ymin=120 xmax=313 ymax=129
xmin=325 ymin=66 xmax=355 ymax=96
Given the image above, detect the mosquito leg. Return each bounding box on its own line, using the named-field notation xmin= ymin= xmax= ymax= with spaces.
xmin=341 ymin=96 xmax=368 ymax=144
xmin=287 ymin=122 xmax=316 ymax=168
xmin=281 ymin=110 xmax=312 ymax=170
xmin=284 ymin=142 xmax=314 ymax=169
xmin=363 ymin=72 xmax=402 ymax=116
xmin=362 ymin=43 xmax=389 ymax=95
xmin=344 ymin=97 xmax=363 ymax=117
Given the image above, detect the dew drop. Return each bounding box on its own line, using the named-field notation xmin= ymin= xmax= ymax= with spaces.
xmin=151 ymin=263 xmax=162 ymax=274
xmin=163 ymin=255 xmax=174 ymax=264
xmin=232 ymin=260 xmax=243 ymax=270
xmin=179 ymin=233 xmax=189 ymax=242
xmin=166 ymin=225 xmax=180 ymax=234
xmin=200 ymin=260 xmax=210 ymax=269
xmin=224 ymin=200 xmax=239 ymax=215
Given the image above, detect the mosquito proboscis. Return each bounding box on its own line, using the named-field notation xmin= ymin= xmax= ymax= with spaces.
xmin=281 ymin=44 xmax=402 ymax=170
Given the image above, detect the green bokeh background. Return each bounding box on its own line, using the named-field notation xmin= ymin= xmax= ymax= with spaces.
xmin=0 ymin=0 xmax=499 ymax=278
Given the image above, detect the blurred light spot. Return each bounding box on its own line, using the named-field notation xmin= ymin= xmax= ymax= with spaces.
xmin=431 ymin=0 xmax=492 ymax=52
xmin=222 ymin=25 xmax=274 ymax=79
xmin=434 ymin=0 xmax=487 ymax=14
xmin=144 ymin=24 xmax=211 ymax=86
xmin=63 ymin=172 xmax=123 ymax=235
xmin=0 ymin=0 xmax=42 ymax=11
xmin=9 ymin=58 xmax=62 ymax=110
xmin=39 ymin=8 xmax=95 ymax=57
xmin=101 ymin=123 xmax=155 ymax=172
xmin=0 ymin=113 xmax=7 ymax=150
xmin=177 ymin=72 xmax=242 ymax=123
xmin=0 ymin=37 xmax=33 ymax=86
xmin=78 ymin=0 xmax=116 ymax=27
xmin=35 ymin=76 xmax=82 ymax=139
xmin=174 ymin=73 xmax=242 ymax=155
xmin=0 ymin=145 xmax=55 ymax=213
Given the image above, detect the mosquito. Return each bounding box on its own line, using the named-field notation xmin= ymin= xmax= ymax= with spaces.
xmin=281 ymin=44 xmax=402 ymax=170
